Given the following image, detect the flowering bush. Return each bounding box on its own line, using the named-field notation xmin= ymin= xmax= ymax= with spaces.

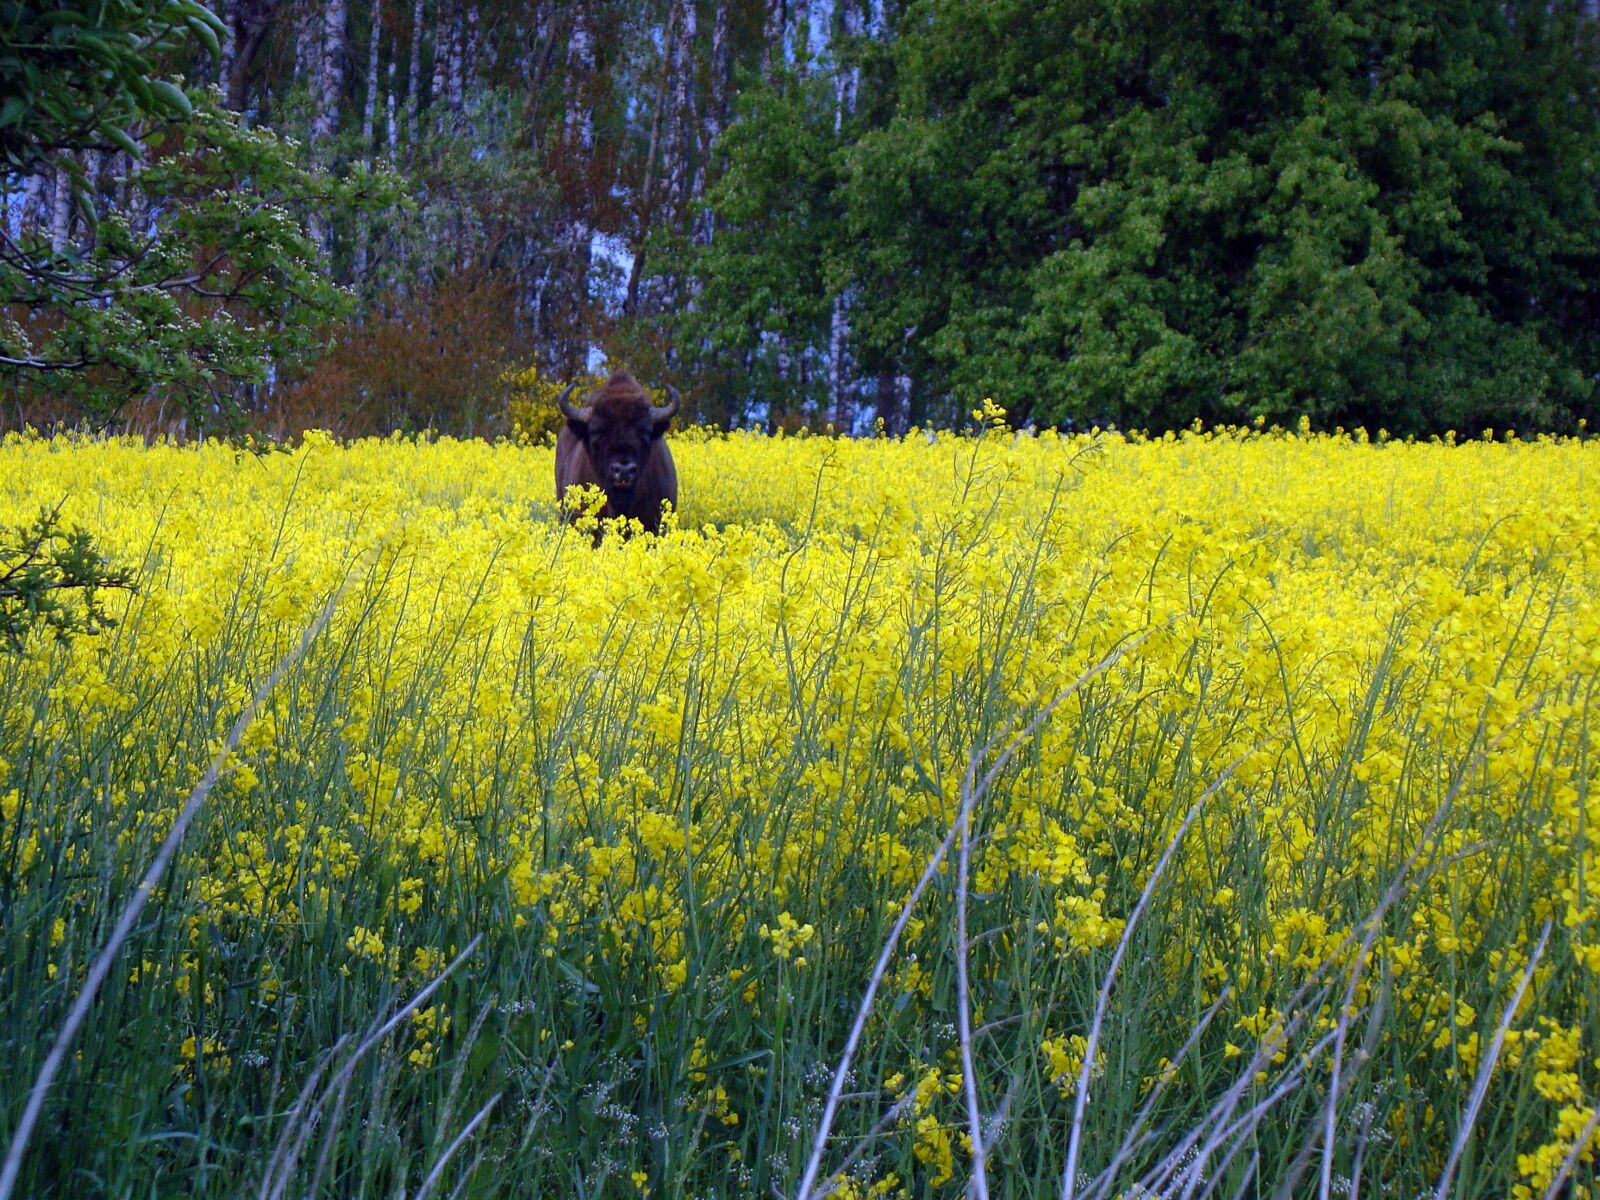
xmin=504 ymin=366 xmax=676 ymax=444
xmin=1 ymin=422 xmax=1598 ymax=1197
xmin=503 ymin=365 xmax=604 ymax=443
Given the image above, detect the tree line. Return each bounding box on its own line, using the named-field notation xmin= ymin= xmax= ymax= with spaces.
xmin=3 ymin=0 xmax=1598 ymax=438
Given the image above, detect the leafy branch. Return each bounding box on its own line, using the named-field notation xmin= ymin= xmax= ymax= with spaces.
xmin=0 ymin=503 xmax=136 ymax=652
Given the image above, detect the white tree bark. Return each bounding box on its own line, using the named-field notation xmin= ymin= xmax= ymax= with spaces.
xmin=430 ymin=0 xmax=451 ymax=131
xmin=217 ymin=0 xmax=237 ymax=88
xmin=20 ymin=169 xmax=47 ymax=238
xmin=561 ymin=8 xmax=595 ymax=374
xmin=668 ymin=0 xmax=698 ymax=213
xmin=407 ymin=0 xmax=425 ymax=139
xmin=763 ymin=0 xmax=786 ymax=77
xmin=294 ymin=0 xmax=319 ymax=83
xmin=691 ymin=3 xmax=730 ymax=248
xmin=49 ymin=160 xmax=73 ymax=254
xmin=877 ymin=367 xmax=909 ymax=436
xmin=445 ymin=2 xmax=464 ymax=117
xmin=625 ymin=4 xmax=676 ymax=317
xmin=387 ymin=38 xmax=399 ymax=154
xmin=308 ymin=0 xmax=346 ymax=251
xmin=312 ymin=0 xmax=346 ymax=147
xmin=464 ymin=4 xmax=480 ymax=110
xmin=362 ymin=0 xmax=382 ymax=150
xmin=710 ymin=4 xmax=732 ymax=135
xmin=827 ymin=0 xmax=861 ymax=431
xmin=355 ymin=0 xmax=382 ymax=279
xmin=124 ymin=146 xmax=148 ymax=237
xmin=835 ymin=0 xmax=860 ymax=122
xmin=791 ymin=0 xmax=811 ymax=81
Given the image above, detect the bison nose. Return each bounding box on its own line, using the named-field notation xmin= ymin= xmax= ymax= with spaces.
xmin=610 ymin=462 xmax=638 ymax=487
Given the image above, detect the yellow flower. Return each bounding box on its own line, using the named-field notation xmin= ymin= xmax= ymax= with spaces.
xmin=346 ymin=926 xmax=385 ymax=960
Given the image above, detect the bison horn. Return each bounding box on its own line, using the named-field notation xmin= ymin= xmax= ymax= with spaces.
xmin=555 ymin=382 xmax=587 ymax=422
xmin=651 ymin=384 xmax=681 ymax=423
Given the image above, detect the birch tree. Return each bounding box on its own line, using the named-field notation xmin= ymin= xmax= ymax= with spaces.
xmin=624 ymin=3 xmax=677 ymax=317
xmin=49 ymin=160 xmax=73 ymax=253
xmin=668 ymin=0 xmax=699 ymax=230
xmin=354 ymin=0 xmax=383 ymax=277
xmin=827 ymin=0 xmax=860 ymax=430
xmin=557 ymin=6 xmax=596 ymax=374
xmin=306 ymin=0 xmax=347 ymax=251
xmin=693 ymin=1 xmax=731 ymax=245
xmin=407 ymin=0 xmax=425 ymax=147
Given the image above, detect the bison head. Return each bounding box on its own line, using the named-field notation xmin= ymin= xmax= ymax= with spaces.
xmin=558 ymin=373 xmax=678 ymax=497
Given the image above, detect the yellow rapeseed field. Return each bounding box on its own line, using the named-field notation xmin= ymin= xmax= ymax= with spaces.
xmin=1 ymin=419 xmax=1598 ymax=1199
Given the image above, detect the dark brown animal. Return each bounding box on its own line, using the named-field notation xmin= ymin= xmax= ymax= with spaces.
xmin=554 ymin=370 xmax=680 ymax=536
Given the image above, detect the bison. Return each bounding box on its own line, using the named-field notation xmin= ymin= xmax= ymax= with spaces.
xmin=554 ymin=370 xmax=680 ymax=537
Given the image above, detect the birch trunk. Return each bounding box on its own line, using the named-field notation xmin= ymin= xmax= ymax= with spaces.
xmin=355 ymin=0 xmax=382 ymax=279
xmin=407 ymin=0 xmax=425 ymax=146
xmin=828 ymin=0 xmax=861 ymax=431
xmin=124 ymin=146 xmax=148 ymax=236
xmin=625 ymin=5 xmax=677 ymax=317
xmin=387 ymin=42 xmax=399 ymax=154
xmin=308 ymin=0 xmax=346 ymax=251
xmin=762 ymin=0 xmax=791 ymax=401
xmin=763 ymin=0 xmax=786 ymax=77
xmin=294 ymin=0 xmax=318 ymax=83
xmin=362 ymin=0 xmax=382 ymax=150
xmin=464 ymin=5 xmax=480 ymax=111
xmin=876 ymin=366 xmax=908 ymax=436
xmin=561 ymin=9 xmax=595 ymax=375
xmin=690 ymin=3 xmax=730 ymax=249
xmin=217 ymin=0 xmax=237 ymax=88
xmin=707 ymin=5 xmax=731 ymax=148
xmin=313 ymin=0 xmax=346 ymax=148
xmin=668 ymin=0 xmax=698 ymax=215
xmin=791 ymin=0 xmax=811 ymax=81
xmin=20 ymin=170 xmax=47 ymax=238
xmin=430 ymin=0 xmax=452 ymax=131
xmin=49 ymin=160 xmax=73 ymax=254
xmin=446 ymin=2 xmax=464 ymax=118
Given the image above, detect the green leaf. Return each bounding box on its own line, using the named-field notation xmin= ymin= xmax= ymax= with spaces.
xmin=0 ymin=96 xmax=26 ymax=130
xmin=145 ymin=79 xmax=192 ymax=118
xmin=106 ymin=125 xmax=141 ymax=157
xmin=72 ymin=183 xmax=99 ymax=233
xmin=35 ymin=10 xmax=88 ymax=28
xmin=185 ymin=14 xmax=219 ymax=58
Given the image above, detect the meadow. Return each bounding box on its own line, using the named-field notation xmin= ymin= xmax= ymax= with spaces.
xmin=1 ymin=419 xmax=1598 ymax=1200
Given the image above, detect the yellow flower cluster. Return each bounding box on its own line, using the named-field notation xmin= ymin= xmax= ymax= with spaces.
xmin=758 ymin=911 xmax=817 ymax=962
xmin=3 ymin=421 xmax=1600 ymax=1194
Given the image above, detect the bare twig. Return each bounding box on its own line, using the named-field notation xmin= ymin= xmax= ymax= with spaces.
xmin=1080 ymin=987 xmax=1233 ymax=1200
xmin=804 ymin=1093 xmax=919 ymax=1200
xmin=955 ymin=765 xmax=990 ymax=1200
xmin=1060 ymin=754 xmax=1246 ymax=1200
xmin=258 ymin=935 xmax=484 ymax=1200
xmin=1435 ymin=921 xmax=1552 ymax=1200
xmin=794 ymin=629 xmax=1156 ymax=1200
xmin=411 ymin=1094 xmax=502 ymax=1200
xmin=1538 ymin=1103 xmax=1600 ymax=1200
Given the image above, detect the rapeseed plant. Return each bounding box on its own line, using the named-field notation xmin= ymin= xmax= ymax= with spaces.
xmin=0 ymin=422 xmax=1597 ymax=1197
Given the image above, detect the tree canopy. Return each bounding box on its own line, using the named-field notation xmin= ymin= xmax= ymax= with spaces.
xmin=675 ymin=0 xmax=1600 ymax=435
xmin=2 ymin=0 xmax=1598 ymax=436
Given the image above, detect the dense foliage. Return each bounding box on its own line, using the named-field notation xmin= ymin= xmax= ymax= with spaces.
xmin=0 ymin=505 xmax=132 ymax=652
xmin=678 ymin=0 xmax=1600 ymax=435
xmin=2 ymin=90 xmax=402 ymax=430
xmin=2 ymin=427 xmax=1599 ymax=1196
xmin=0 ymin=0 xmax=220 ymax=177
xmin=3 ymin=1 xmax=1598 ymax=434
